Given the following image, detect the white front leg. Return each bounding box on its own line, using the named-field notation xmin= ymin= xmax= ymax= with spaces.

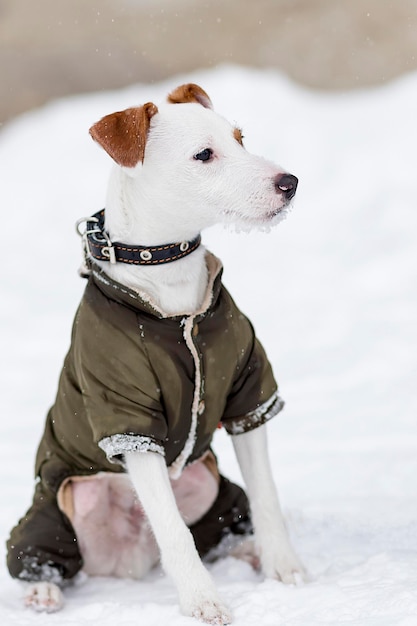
xmin=232 ymin=424 xmax=306 ymax=583
xmin=125 ymin=451 xmax=231 ymax=624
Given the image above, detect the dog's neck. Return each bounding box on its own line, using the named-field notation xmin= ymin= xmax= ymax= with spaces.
xmin=101 ymin=248 xmax=209 ymax=317
xmin=96 ymin=169 xmax=209 ymax=317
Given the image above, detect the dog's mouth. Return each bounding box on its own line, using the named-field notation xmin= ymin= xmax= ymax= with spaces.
xmin=222 ymin=202 xmax=291 ymax=228
xmin=266 ymin=205 xmax=289 ymax=220
xmin=262 ymin=204 xmax=292 ymax=227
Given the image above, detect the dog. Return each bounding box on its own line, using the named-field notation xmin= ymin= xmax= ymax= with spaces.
xmin=7 ymin=83 xmax=305 ymax=624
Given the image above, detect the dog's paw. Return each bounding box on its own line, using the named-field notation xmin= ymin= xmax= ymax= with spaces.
xmin=191 ymin=600 xmax=232 ymax=625
xmin=182 ymin=593 xmax=232 ymax=625
xmin=24 ymin=581 xmax=64 ymax=612
xmin=275 ymin=562 xmax=308 ymax=585
xmin=261 ymin=545 xmax=308 ymax=585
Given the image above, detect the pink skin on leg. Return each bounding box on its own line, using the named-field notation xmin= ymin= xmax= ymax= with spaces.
xmin=69 ymin=460 xmax=219 ymax=579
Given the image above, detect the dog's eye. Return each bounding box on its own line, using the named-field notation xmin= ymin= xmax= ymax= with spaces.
xmin=194 ymin=148 xmax=213 ymax=162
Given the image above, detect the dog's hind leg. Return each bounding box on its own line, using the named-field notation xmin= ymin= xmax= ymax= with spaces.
xmin=24 ymin=581 xmax=64 ymax=613
xmin=126 ymin=451 xmax=232 ymax=625
xmin=7 ymin=481 xmax=83 ymax=612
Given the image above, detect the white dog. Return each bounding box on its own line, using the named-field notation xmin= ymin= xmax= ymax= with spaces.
xmin=7 ymin=84 xmax=305 ymax=624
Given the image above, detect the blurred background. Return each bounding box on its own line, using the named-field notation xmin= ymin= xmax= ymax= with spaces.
xmin=2 ymin=0 xmax=417 ymax=125
xmin=1 ymin=3 xmax=417 ymax=623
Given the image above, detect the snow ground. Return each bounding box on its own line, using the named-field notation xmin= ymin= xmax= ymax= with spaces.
xmin=0 ymin=65 xmax=416 ymax=625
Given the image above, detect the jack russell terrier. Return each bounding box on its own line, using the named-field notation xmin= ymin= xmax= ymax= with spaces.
xmin=7 ymin=83 xmax=306 ymax=624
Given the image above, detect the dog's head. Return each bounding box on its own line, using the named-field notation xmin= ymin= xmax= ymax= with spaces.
xmin=89 ymin=83 xmax=297 ymax=231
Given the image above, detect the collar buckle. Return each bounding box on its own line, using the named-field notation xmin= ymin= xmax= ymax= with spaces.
xmin=76 ymin=212 xmax=116 ymax=265
xmin=102 ymin=243 xmax=116 ymax=264
xmin=75 ymin=215 xmax=101 ymax=274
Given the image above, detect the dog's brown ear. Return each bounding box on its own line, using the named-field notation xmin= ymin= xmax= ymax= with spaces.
xmin=167 ymin=84 xmax=213 ymax=109
xmin=89 ymin=102 xmax=158 ymax=167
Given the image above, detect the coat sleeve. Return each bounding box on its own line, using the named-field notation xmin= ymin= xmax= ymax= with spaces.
xmin=74 ymin=285 xmax=168 ymax=465
xmin=221 ymin=315 xmax=285 ymax=436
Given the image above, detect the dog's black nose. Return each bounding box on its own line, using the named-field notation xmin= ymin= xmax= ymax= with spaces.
xmin=275 ymin=173 xmax=298 ymax=200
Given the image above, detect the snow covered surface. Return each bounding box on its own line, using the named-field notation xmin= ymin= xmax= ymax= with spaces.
xmin=1 ymin=65 xmax=416 ymax=624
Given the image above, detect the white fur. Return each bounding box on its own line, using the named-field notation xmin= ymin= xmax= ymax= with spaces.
xmin=25 ymin=92 xmax=304 ymax=622
xmin=101 ymin=102 xmax=291 ymax=316
xmin=125 ymin=452 xmax=231 ymax=623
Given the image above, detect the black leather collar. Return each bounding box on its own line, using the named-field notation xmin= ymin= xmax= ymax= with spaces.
xmin=77 ymin=210 xmax=202 ymax=266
